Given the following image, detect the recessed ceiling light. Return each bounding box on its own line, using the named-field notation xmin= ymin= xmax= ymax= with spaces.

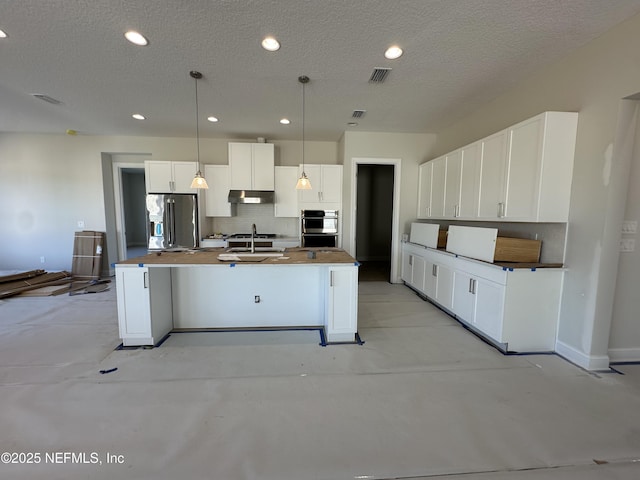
xmin=132 ymin=113 xmax=145 ymax=120
xmin=207 ymin=116 xmax=219 ymax=123
xmin=0 ymin=29 xmax=7 ymax=38
xmin=124 ymin=30 xmax=148 ymax=46
xmin=261 ymin=36 xmax=280 ymax=51
xmin=384 ymin=45 xmax=403 ymax=60
xmin=280 ymin=118 xmax=291 ymax=125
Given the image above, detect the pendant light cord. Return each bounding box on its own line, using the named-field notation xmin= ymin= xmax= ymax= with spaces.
xmin=195 ymin=75 xmax=200 ymax=169
xmin=302 ymin=79 xmax=305 ymax=170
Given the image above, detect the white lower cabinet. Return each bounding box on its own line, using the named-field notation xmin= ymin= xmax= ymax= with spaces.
xmin=402 ymin=242 xmax=563 ymax=352
xmin=452 ymin=271 xmax=505 ymax=342
xmin=402 ymin=243 xmax=454 ymax=310
xmin=326 ymin=266 xmax=359 ymax=342
xmin=116 ymin=267 xmax=173 ymax=346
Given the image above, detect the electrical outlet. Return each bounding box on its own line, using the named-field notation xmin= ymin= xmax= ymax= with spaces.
xmin=620 ymin=238 xmax=636 ymax=252
xmin=77 ymin=220 xmax=85 ymax=229
xmin=622 ymin=220 xmax=638 ymax=234
xmin=40 ymin=256 xmax=45 ymax=263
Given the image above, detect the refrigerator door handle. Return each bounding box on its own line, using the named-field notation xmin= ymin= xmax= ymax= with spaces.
xmin=165 ymin=199 xmax=173 ymax=247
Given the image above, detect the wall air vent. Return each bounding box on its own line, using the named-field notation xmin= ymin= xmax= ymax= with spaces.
xmin=31 ymin=94 xmax=62 ymax=105
xmin=352 ymin=110 xmax=366 ymax=118
xmin=369 ymin=68 xmax=391 ymax=83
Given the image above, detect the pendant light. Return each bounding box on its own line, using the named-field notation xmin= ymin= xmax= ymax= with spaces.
xmin=296 ymin=75 xmax=312 ymax=190
xmin=189 ymin=70 xmax=209 ymax=189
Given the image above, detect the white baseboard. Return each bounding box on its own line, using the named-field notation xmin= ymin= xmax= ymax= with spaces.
xmin=555 ymin=339 xmax=610 ymax=371
xmin=608 ymin=347 xmax=640 ymax=363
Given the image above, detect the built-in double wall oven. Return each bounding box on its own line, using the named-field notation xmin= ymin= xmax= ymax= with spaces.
xmin=301 ymin=210 xmax=338 ymax=248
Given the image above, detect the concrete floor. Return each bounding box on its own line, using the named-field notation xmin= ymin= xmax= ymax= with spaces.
xmin=1 ymin=281 xmax=640 ymax=479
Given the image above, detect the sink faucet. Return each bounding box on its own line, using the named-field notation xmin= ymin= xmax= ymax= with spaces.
xmin=251 ymin=223 xmax=257 ymax=253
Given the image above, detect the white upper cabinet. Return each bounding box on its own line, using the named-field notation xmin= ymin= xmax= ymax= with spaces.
xmin=417 ymin=162 xmax=433 ymax=219
xmin=145 ymin=161 xmax=198 ymax=193
xmin=477 ymin=130 xmax=509 ymax=219
xmin=204 ymin=165 xmax=235 ymax=217
xmin=444 ymin=150 xmax=462 ymax=218
xmin=274 ymin=166 xmax=299 ymax=217
xmin=228 ymin=142 xmax=275 ymax=190
xmin=419 ymin=111 xmax=578 ymax=223
xmin=429 ymin=156 xmax=446 ymax=218
xmin=505 ymin=112 xmax=578 ymax=222
xmin=458 ymin=142 xmax=481 ymax=218
xmin=298 ymin=164 xmax=342 ymax=208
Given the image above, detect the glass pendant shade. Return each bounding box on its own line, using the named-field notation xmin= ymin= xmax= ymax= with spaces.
xmin=296 ymin=171 xmax=312 ymax=190
xmin=190 ymin=170 xmax=209 ymax=189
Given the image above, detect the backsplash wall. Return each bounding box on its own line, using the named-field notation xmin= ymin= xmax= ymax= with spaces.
xmin=205 ymin=204 xmax=299 ymax=237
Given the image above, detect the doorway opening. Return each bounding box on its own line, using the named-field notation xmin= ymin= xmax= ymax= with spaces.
xmin=352 ymin=160 xmax=399 ymax=282
xmin=112 ymin=161 xmax=148 ymax=261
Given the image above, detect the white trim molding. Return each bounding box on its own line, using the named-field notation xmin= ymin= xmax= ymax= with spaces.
xmin=350 ymin=157 xmax=402 ymax=283
xmin=608 ymin=347 xmax=640 ymax=363
xmin=555 ymin=339 xmax=611 ymax=371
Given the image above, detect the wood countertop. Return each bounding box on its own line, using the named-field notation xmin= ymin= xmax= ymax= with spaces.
xmin=117 ymin=247 xmax=358 ymax=266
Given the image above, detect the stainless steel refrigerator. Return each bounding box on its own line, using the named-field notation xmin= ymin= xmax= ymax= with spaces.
xmin=146 ymin=194 xmax=199 ymax=250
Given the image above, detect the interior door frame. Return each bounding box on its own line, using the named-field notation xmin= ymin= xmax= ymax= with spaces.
xmin=112 ymin=162 xmax=146 ymax=261
xmin=350 ymin=157 xmax=402 ymax=283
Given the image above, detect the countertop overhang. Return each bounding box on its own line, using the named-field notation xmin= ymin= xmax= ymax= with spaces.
xmin=117 ymin=247 xmax=358 ymax=267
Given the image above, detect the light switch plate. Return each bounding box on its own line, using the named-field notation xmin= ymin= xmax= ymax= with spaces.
xmin=620 ymin=238 xmax=636 ymax=252
xmin=622 ymin=220 xmax=638 ymax=234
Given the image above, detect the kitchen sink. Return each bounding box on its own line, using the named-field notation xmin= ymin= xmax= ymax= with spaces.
xmin=226 ymin=247 xmax=286 ymax=253
xmin=217 ymin=252 xmax=285 ymax=262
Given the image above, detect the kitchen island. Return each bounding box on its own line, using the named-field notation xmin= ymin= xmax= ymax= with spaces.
xmin=115 ymin=248 xmax=359 ymax=346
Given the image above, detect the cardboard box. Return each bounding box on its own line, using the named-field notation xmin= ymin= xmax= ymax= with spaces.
xmin=71 ymin=231 xmax=105 ymax=280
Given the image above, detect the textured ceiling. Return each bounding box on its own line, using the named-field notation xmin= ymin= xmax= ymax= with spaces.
xmin=1 ymin=0 xmax=640 ymax=141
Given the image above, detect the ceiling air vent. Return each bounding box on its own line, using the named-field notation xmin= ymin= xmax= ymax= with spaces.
xmin=31 ymin=94 xmax=62 ymax=105
xmin=369 ymin=67 xmax=391 ymax=83
xmin=352 ymin=110 xmax=366 ymax=118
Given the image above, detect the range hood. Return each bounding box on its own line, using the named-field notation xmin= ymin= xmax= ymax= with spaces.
xmin=227 ymin=190 xmax=274 ymax=204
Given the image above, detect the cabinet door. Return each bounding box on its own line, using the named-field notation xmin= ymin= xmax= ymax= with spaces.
xmin=320 ymin=165 xmax=342 ymax=203
xmin=274 ymin=166 xmax=299 ymax=217
xmin=299 ymin=164 xmax=321 ymax=203
xmin=172 ymin=162 xmax=198 ymax=193
xmin=474 ymin=278 xmax=505 ymax=342
xmin=204 ymin=165 xmax=233 ymax=217
xmin=504 ymin=116 xmax=543 ymax=220
xmin=444 ymin=150 xmax=462 ymax=218
xmin=430 ymin=157 xmax=446 ymax=218
xmin=326 ymin=267 xmax=358 ymax=342
xmin=145 ymin=161 xmax=173 ymax=193
xmin=477 ymin=130 xmax=508 ymax=219
xmin=412 ymin=255 xmax=426 ymax=293
xmin=417 ymin=162 xmax=433 ymax=219
xmin=401 ymin=250 xmax=413 ymax=284
xmin=423 ymin=260 xmax=438 ymax=298
xmin=459 ymin=143 xmax=481 ymax=218
xmin=229 ymin=143 xmax=253 ymax=189
xmin=452 ymin=271 xmax=475 ymax=322
xmin=252 ymin=143 xmax=275 ymax=190
xmin=116 ymin=268 xmax=152 ymax=339
xmin=434 ymin=263 xmax=454 ymax=310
